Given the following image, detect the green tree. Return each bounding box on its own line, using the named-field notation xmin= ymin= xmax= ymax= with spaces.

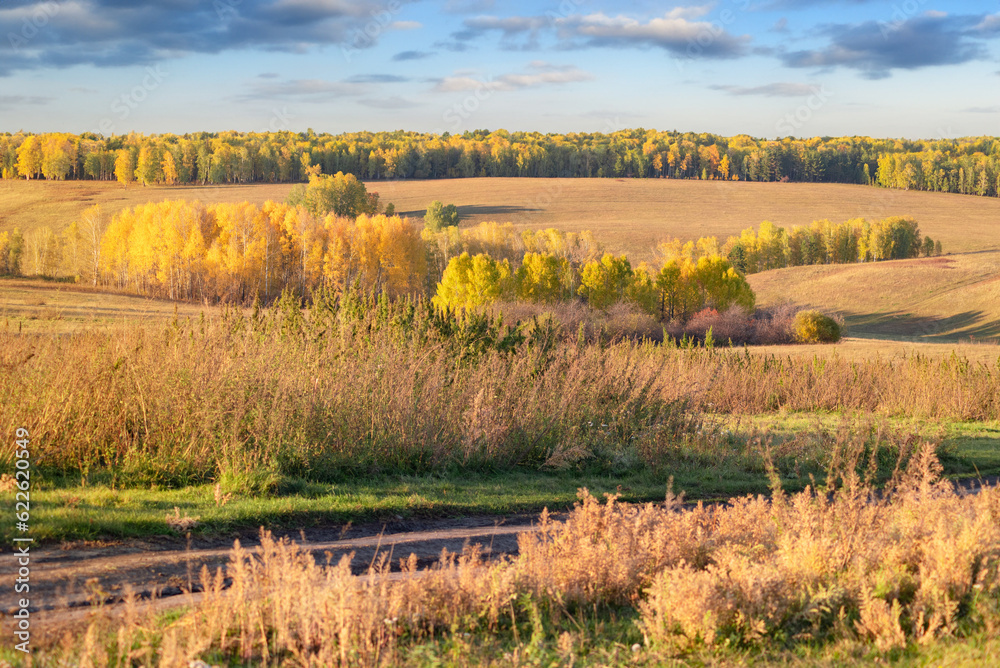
xmin=424 ymin=200 xmax=460 ymax=232
xmin=134 ymin=143 xmax=161 ymax=186
xmin=922 ymin=236 xmax=935 ymax=257
xmin=287 ymin=171 xmax=377 ymax=218
xmin=689 ymin=255 xmax=755 ymax=314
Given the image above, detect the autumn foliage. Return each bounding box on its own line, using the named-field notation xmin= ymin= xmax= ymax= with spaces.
xmin=3 ymin=129 xmax=1000 ymax=201
xmin=99 ymin=200 xmax=425 ymax=302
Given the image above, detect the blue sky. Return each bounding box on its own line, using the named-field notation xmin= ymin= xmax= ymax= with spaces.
xmin=1 ymin=0 xmax=998 ymax=138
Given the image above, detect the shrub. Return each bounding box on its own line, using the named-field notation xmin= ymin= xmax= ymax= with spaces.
xmin=425 ymin=200 xmax=460 ymax=231
xmin=792 ymin=310 xmax=841 ymax=343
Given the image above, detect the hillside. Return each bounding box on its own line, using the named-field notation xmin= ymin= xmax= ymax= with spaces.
xmin=3 ymin=178 xmax=999 ymax=262
xmin=750 ymin=250 xmax=1000 ymax=342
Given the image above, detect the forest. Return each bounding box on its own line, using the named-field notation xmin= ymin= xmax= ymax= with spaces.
xmin=3 ymin=128 xmax=1000 ymax=197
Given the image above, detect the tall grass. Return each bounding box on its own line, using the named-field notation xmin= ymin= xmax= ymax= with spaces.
xmin=2 ymin=294 xmax=998 ymax=489
xmin=51 ymin=445 xmax=1000 ymax=666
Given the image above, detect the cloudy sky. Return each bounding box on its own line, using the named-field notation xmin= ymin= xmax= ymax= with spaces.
xmin=1 ymin=0 xmax=998 ymax=138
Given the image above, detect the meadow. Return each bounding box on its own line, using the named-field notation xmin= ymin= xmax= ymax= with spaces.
xmin=2 ymin=177 xmax=1000 ymax=665
xmin=4 ymin=177 xmax=1000 ymax=343
xmin=4 ymin=177 xmax=1000 ymax=258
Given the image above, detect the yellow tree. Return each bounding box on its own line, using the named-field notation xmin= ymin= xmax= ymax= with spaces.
xmin=432 ymin=252 xmax=512 ymax=310
xmin=578 ymin=253 xmax=633 ymax=309
xmin=161 ymin=150 xmax=179 ymax=185
xmin=79 ymin=204 xmax=107 ymax=285
xmin=23 ymin=226 xmax=60 ymax=276
xmin=276 ymin=203 xmax=327 ymax=292
xmin=16 ymin=135 xmax=43 ymax=179
xmin=100 ymin=208 xmax=136 ymax=288
xmin=41 ymin=134 xmax=74 ymax=180
xmin=207 ymin=202 xmax=261 ymax=301
xmin=0 ymin=232 xmax=10 ymax=275
xmin=516 ymin=252 xmax=568 ymax=303
xmin=719 ymin=154 xmax=731 ymax=180
xmin=115 ymin=149 xmax=135 ymax=188
xmin=60 ymin=221 xmax=83 ymax=278
xmin=370 ymin=214 xmax=427 ymax=297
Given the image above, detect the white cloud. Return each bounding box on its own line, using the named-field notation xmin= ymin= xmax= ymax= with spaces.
xmin=555 ymin=10 xmax=750 ymax=58
xmin=389 ymin=20 xmax=422 ymax=31
xmin=711 ymin=83 xmax=825 ymax=97
xmin=433 ymin=62 xmax=593 ymax=93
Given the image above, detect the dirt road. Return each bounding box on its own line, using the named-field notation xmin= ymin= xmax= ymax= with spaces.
xmin=1 ymin=513 xmax=541 ymax=642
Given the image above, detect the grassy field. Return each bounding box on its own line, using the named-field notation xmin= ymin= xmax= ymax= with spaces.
xmin=0 ymin=278 xmax=213 ymax=333
xmin=0 ymin=179 xmax=295 ymax=238
xmin=375 ymin=178 xmax=1000 ymax=258
xmin=749 ymin=251 xmax=1000 ymax=342
xmin=4 ymin=177 xmax=1000 ymax=259
xmin=4 ymin=177 xmax=1000 ymax=342
xmin=3 ymin=178 xmax=1000 ymax=665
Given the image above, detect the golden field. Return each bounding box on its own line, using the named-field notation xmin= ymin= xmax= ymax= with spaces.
xmin=3 ymin=177 xmax=998 ymax=343
xmin=4 ymin=177 xmax=1000 ymax=259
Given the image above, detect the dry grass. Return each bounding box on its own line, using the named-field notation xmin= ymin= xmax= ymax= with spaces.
xmin=0 ymin=304 xmax=700 ymax=485
xmin=372 ymin=178 xmax=1000 ymax=259
xmin=0 ymin=279 xmax=213 ymax=333
xmin=48 ymin=444 xmax=1000 ymax=666
xmin=2 ymin=299 xmax=999 ymax=491
xmin=4 ymin=178 xmax=1000 ymax=260
xmin=0 ymin=179 xmax=295 ymax=238
xmin=751 ymin=337 xmax=1000 ymax=364
xmin=750 ymin=251 xmax=1000 ymax=342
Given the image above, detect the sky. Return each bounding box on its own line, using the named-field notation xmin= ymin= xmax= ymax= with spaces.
xmin=0 ymin=0 xmax=998 ymax=139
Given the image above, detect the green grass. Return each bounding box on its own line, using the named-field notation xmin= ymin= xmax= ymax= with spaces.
xmin=725 ymin=413 xmax=1000 ymax=479
xmin=16 ymin=467 xmax=761 ymax=544
xmin=13 ymin=414 xmax=999 ymax=545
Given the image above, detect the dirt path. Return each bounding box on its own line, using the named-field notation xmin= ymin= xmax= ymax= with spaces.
xmin=0 ymin=513 xmax=542 ymax=642
xmin=4 ymin=478 xmax=993 ymax=642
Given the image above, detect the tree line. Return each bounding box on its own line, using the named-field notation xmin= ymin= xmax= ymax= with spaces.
xmin=2 ymin=129 xmax=1000 ymax=197
xmin=669 ymin=216 xmax=941 ymax=276
xmin=432 ymin=249 xmax=754 ymax=324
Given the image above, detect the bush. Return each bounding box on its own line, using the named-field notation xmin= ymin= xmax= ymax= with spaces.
xmin=425 ymin=200 xmax=460 ymax=231
xmin=792 ymin=310 xmax=841 ymax=343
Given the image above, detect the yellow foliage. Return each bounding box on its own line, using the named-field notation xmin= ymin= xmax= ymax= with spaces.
xmin=432 ymin=251 xmax=512 ymax=310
